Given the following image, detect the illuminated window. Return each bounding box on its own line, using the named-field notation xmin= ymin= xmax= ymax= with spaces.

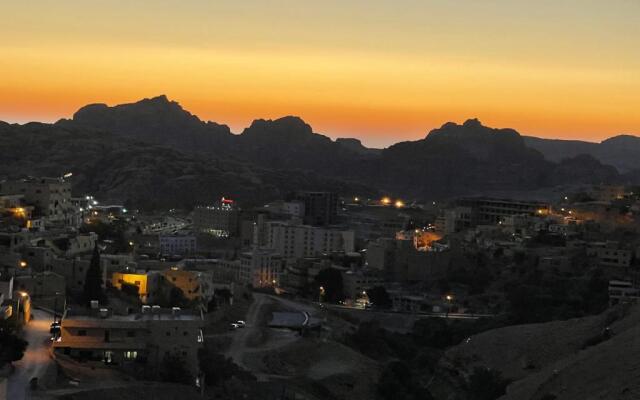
xmin=124 ymin=351 xmax=138 ymax=360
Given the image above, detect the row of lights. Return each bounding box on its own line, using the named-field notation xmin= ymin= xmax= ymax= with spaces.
xmin=381 ymin=197 xmax=404 ymax=208
xmin=352 ymin=196 xmax=405 ymax=208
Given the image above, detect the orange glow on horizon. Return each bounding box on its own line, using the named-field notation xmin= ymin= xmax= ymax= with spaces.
xmin=1 ymin=2 xmax=639 ymax=147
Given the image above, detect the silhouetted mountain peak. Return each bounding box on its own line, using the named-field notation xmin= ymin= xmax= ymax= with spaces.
xmin=601 ymin=134 xmax=640 ymax=146
xmin=244 ymin=116 xmax=312 ymax=136
xmin=463 ymin=118 xmax=483 ymax=128
xmin=62 ymin=95 xmax=232 ymax=153
xmin=72 ymin=95 xmax=196 ymax=123
xmin=421 ymin=119 xmax=525 ymax=162
xmin=147 ymin=94 xmax=170 ymax=103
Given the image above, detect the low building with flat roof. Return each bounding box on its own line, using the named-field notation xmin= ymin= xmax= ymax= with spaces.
xmin=54 ymin=305 xmax=204 ymax=382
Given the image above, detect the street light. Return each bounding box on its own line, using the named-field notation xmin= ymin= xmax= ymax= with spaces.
xmin=19 ymin=260 xmax=28 ymax=268
xmin=319 ymin=286 xmax=325 ymax=303
xmin=15 ymin=291 xmax=28 ymax=323
xmin=445 ymin=294 xmax=453 ymax=318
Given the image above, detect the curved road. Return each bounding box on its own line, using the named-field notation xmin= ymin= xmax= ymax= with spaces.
xmin=7 ymin=309 xmax=55 ymax=400
xmin=224 ymin=293 xmax=313 ymax=381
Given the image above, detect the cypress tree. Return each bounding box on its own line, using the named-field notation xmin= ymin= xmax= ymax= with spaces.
xmin=83 ymin=244 xmax=104 ymax=305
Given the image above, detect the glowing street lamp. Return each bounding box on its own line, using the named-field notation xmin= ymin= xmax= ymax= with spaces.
xmin=16 ymin=291 xmax=28 ymax=323
xmin=19 ymin=260 xmax=28 ymax=268
xmin=395 ymin=200 xmax=405 ymax=208
xmin=445 ymin=294 xmax=453 ymax=317
xmin=381 ymin=197 xmax=391 ymax=205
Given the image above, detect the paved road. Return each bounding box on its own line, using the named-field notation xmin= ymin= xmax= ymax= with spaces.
xmin=323 ymin=303 xmax=494 ymax=320
xmin=7 ymin=309 xmax=55 ymax=400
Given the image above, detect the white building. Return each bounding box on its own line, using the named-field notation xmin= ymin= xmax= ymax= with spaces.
xmin=219 ymin=249 xmax=284 ymax=287
xmin=264 ymin=221 xmax=354 ymax=260
xmin=159 ymin=235 xmax=197 ymax=256
xmin=238 ymin=248 xmax=284 ymax=287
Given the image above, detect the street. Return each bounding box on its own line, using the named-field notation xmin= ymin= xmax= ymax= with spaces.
xmin=7 ymin=309 xmax=55 ymax=400
xmin=224 ymin=293 xmax=310 ymax=381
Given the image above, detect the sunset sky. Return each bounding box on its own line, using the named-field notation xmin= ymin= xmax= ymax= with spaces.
xmin=1 ymin=1 xmax=639 ymax=147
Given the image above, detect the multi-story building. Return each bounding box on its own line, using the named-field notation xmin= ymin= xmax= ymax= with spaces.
xmin=291 ymin=191 xmax=338 ymax=226
xmin=39 ymin=232 xmax=98 ymax=258
xmin=454 ymin=197 xmax=550 ymax=228
xmin=608 ymin=280 xmax=640 ymax=306
xmin=0 ymin=177 xmax=80 ymax=226
xmin=587 ymin=241 xmax=633 ymax=268
xmin=238 ymin=248 xmax=284 ymax=287
xmin=265 ymin=220 xmax=354 ymax=260
xmin=53 ymin=306 xmax=204 ymax=381
xmin=342 ymin=269 xmax=385 ymax=300
xmin=20 ymin=246 xmax=54 ymax=272
xmin=366 ymin=237 xmax=450 ymax=282
xmin=192 ymin=198 xmax=239 ymax=237
xmin=159 ymin=234 xmax=197 ymax=256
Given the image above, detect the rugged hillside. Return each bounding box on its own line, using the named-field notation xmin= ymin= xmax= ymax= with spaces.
xmin=433 ymin=305 xmax=640 ymax=400
xmin=234 ymin=116 xmax=373 ymax=174
xmin=525 ymin=135 xmax=640 ymax=173
xmin=0 ymin=121 xmax=376 ymax=209
xmin=58 ymin=95 xmax=234 ymax=156
xmin=378 ymin=119 xmax=620 ymax=199
xmin=58 ymin=96 xmax=372 ymax=174
xmin=4 ymin=96 xmax=633 ymax=206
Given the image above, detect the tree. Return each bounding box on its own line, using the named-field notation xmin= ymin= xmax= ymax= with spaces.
xmin=83 ymin=245 xmax=105 ymax=305
xmin=0 ymin=319 xmax=28 ymax=366
xmin=314 ymin=267 xmax=344 ymax=303
xmin=160 ymin=353 xmax=193 ymax=385
xmin=366 ymin=286 xmax=392 ymax=309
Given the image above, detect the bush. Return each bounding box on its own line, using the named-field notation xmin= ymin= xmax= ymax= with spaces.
xmin=0 ymin=319 xmax=28 ymax=366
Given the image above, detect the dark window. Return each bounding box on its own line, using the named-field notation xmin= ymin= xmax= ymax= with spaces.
xmin=77 ymin=330 xmax=87 ymax=336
